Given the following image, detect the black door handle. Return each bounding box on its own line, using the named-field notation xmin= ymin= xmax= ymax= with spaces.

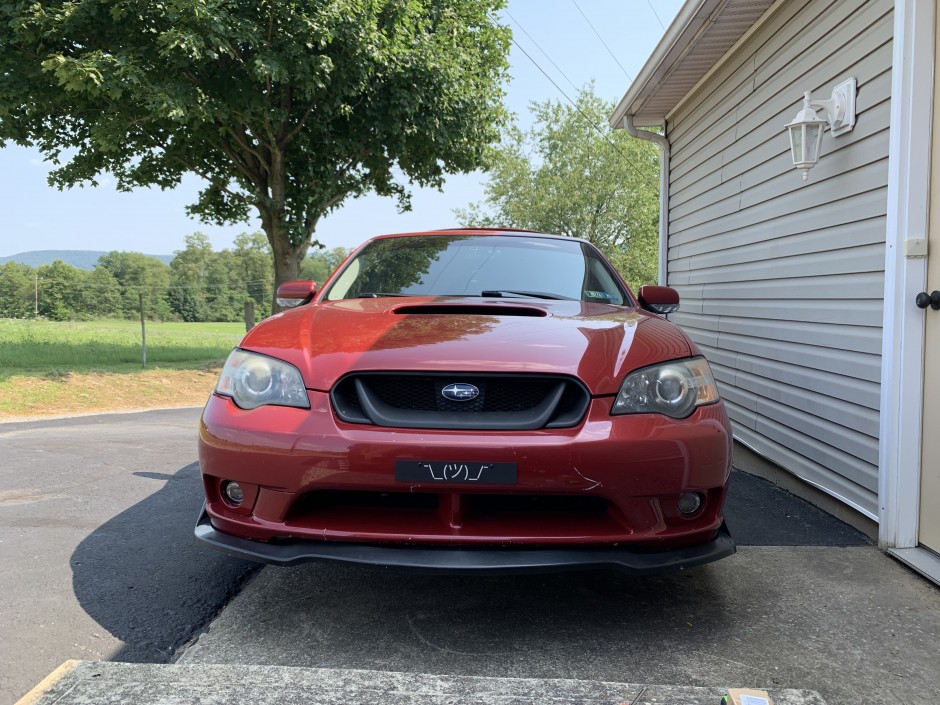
xmin=915 ymin=290 xmax=940 ymax=310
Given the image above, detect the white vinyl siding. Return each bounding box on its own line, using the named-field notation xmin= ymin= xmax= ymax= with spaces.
xmin=664 ymin=0 xmax=892 ymax=518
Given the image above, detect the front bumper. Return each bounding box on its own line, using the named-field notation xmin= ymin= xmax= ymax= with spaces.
xmin=195 ymin=504 xmax=735 ymax=574
xmin=199 ymin=392 xmax=732 ymax=547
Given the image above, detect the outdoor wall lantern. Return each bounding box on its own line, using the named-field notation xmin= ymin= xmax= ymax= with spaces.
xmin=785 ymin=78 xmax=857 ymax=180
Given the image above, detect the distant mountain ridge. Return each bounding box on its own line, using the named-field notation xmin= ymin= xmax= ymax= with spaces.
xmin=0 ymin=250 xmax=173 ymax=270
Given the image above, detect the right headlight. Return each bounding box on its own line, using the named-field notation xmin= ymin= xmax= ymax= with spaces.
xmin=611 ymin=357 xmax=719 ymax=419
xmin=215 ymin=349 xmax=310 ymax=410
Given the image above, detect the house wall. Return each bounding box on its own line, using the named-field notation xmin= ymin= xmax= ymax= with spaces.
xmin=664 ymin=0 xmax=893 ymax=518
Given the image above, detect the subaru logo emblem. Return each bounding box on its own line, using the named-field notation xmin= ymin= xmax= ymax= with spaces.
xmin=441 ymin=383 xmax=480 ymax=402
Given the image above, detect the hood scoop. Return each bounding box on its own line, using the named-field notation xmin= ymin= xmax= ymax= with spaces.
xmin=393 ymin=303 xmax=547 ymax=317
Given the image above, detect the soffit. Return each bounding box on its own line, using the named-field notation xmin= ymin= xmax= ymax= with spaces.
xmin=610 ymin=0 xmax=777 ymax=128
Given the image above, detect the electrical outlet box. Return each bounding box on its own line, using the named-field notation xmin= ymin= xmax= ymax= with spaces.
xmin=906 ymin=238 xmax=928 ymax=258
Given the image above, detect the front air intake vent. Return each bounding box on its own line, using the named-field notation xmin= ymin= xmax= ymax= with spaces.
xmin=392 ymin=304 xmax=547 ymax=317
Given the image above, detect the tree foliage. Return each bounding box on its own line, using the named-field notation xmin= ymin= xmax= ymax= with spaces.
xmin=299 ymin=246 xmax=350 ymax=284
xmin=456 ymin=86 xmax=660 ymax=290
xmin=0 ymin=262 xmax=35 ymax=318
xmin=97 ymin=251 xmax=173 ymax=319
xmin=0 ymin=0 xmax=511 ymax=306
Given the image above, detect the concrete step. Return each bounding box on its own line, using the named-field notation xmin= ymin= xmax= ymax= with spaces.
xmin=19 ymin=661 xmax=825 ymax=705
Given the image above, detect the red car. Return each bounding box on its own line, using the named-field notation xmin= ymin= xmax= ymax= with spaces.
xmin=196 ymin=229 xmax=734 ymax=573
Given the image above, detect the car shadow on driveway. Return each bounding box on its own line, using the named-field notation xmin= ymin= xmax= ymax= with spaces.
xmin=70 ymin=462 xmax=260 ymax=663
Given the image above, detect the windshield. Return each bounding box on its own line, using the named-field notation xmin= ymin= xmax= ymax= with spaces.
xmin=323 ymin=235 xmax=628 ymax=305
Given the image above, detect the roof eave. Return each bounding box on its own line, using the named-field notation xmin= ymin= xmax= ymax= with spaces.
xmin=608 ymin=0 xmax=714 ymax=129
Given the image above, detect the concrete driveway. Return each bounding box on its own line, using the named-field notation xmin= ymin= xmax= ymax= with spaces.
xmin=177 ymin=525 xmax=939 ymax=704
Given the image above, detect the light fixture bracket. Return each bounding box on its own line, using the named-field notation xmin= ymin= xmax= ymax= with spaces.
xmin=812 ymin=78 xmax=857 ymax=136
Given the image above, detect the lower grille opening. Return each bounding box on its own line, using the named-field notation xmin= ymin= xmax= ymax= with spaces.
xmin=284 ymin=489 xmax=627 ymax=544
xmin=462 ymin=493 xmax=610 ymax=516
xmin=289 ymin=490 xmax=440 ymax=517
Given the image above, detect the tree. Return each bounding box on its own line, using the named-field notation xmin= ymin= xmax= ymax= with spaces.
xmin=232 ymin=232 xmax=274 ymax=318
xmin=300 ymin=246 xmax=351 ymax=284
xmin=0 ymin=0 xmax=511 ymax=310
xmin=204 ymin=249 xmax=243 ymax=321
xmin=97 ymin=251 xmax=172 ymax=319
xmin=36 ymin=260 xmax=85 ymax=320
xmin=168 ymin=233 xmax=214 ymax=321
xmin=170 ymin=231 xmax=273 ymax=321
xmin=79 ymin=266 xmax=122 ymax=318
xmin=0 ymin=262 xmax=35 ymax=318
xmin=456 ymin=86 xmax=660 ymax=290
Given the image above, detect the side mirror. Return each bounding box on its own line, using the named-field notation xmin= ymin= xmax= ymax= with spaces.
xmin=276 ymin=280 xmax=318 ymax=309
xmin=637 ymin=285 xmax=680 ymax=314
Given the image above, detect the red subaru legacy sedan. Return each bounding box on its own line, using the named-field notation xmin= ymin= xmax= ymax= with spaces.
xmin=196 ymin=229 xmax=734 ymax=573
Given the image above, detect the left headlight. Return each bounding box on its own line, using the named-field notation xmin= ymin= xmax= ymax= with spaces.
xmin=612 ymin=357 xmax=719 ymax=419
xmin=215 ymin=349 xmax=310 ymax=410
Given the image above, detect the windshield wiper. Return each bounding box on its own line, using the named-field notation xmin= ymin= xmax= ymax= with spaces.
xmin=481 ymin=290 xmax=573 ymax=300
xmin=356 ymin=292 xmax=411 ymax=298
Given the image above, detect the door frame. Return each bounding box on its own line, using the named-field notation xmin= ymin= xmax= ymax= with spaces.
xmin=879 ymin=0 xmax=934 ymax=553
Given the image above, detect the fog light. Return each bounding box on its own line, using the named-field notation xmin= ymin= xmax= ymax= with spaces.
xmin=223 ymin=481 xmax=244 ymax=506
xmin=677 ymin=492 xmax=703 ymax=516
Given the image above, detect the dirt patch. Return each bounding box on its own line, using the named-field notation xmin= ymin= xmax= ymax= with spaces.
xmin=0 ymin=368 xmax=221 ymax=419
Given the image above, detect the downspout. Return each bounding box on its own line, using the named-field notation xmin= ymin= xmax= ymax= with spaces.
xmin=622 ymin=115 xmax=670 ymax=286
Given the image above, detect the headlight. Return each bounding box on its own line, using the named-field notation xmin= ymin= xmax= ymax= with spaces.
xmin=215 ymin=349 xmax=310 ymax=410
xmin=612 ymin=357 xmax=719 ymax=419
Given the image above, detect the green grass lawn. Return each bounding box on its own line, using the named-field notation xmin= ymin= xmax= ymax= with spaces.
xmin=0 ymin=318 xmax=245 ymax=378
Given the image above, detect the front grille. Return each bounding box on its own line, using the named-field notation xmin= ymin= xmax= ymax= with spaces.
xmin=331 ymin=372 xmax=589 ymax=430
xmin=364 ymin=375 xmax=561 ymax=414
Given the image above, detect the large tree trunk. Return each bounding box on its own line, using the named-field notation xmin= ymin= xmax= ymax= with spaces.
xmin=263 ymin=217 xmax=311 ymax=313
xmin=259 ymin=143 xmax=316 ymax=313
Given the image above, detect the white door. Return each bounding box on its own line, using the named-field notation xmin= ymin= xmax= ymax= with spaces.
xmin=919 ymin=216 xmax=939 ymax=553
xmin=920 ymin=26 xmax=940 ymax=552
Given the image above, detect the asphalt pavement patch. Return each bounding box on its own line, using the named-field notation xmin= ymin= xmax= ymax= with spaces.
xmin=0 ymin=409 xmax=258 ymax=705
xmin=724 ymin=469 xmax=870 ymax=546
xmin=70 ymin=461 xmax=261 ymax=663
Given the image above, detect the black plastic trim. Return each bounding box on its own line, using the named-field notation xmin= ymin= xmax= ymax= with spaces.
xmin=194 ymin=504 xmax=735 ymax=575
xmin=330 ymin=386 xmax=371 ymax=424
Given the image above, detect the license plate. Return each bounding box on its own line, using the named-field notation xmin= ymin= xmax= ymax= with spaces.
xmin=395 ymin=461 xmax=517 ymax=484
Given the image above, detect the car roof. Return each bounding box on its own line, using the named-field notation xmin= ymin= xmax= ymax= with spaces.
xmin=365 ymin=228 xmax=593 ymax=246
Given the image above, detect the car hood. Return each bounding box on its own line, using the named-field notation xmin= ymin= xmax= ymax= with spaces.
xmin=240 ymin=297 xmax=693 ymax=395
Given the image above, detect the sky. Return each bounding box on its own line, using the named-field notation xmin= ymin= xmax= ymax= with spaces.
xmin=0 ymin=0 xmax=685 ymax=259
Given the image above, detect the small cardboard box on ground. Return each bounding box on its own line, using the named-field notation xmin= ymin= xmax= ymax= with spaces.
xmin=723 ymin=689 xmax=774 ymax=705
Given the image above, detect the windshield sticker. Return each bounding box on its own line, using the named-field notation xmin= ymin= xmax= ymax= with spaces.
xmin=584 ymin=290 xmax=613 ymax=300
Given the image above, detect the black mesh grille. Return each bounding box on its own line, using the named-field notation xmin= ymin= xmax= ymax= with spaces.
xmin=331 ymin=372 xmax=589 ymax=430
xmin=481 ymin=379 xmax=558 ymax=412
xmin=362 ymin=375 xmax=561 ymax=414
xmin=370 ymin=376 xmax=442 ymax=411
